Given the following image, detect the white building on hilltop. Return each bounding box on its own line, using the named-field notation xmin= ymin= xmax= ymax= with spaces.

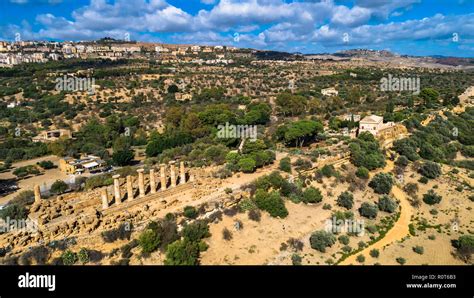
xmin=359 ymin=115 xmax=383 ymax=135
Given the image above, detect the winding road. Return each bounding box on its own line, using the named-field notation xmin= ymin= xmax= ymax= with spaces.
xmin=339 ymin=160 xmax=413 ymax=265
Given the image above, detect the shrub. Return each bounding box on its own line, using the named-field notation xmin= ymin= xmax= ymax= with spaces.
xmin=182 ymin=220 xmax=210 ymax=242
xmin=22 ymin=246 xmax=50 ymax=265
xmin=37 ymin=160 xmax=55 ymax=169
xmin=342 ymin=245 xmax=352 ymax=253
xmin=355 ymin=167 xmax=369 ymax=179
xmin=337 ymin=191 xmax=354 ymax=209
xmin=418 ymin=161 xmax=441 ymax=179
xmin=422 ymin=190 xmax=442 ymax=205
xmin=395 ymin=156 xmax=409 ymax=167
xmin=338 ymin=235 xmax=350 ymax=245
xmin=403 ymin=182 xmax=419 ymax=197
xmin=61 ymin=250 xmax=77 ymax=265
xmin=120 ymin=240 xmax=138 ymax=259
xmin=291 ymin=254 xmax=302 ymax=265
xmin=321 ymin=165 xmax=336 ymax=177
xmin=293 ymin=158 xmax=312 ymax=171
xmin=239 ymin=198 xmax=257 ymax=212
xmin=183 ymin=206 xmax=198 ymax=219
xmin=413 ymin=246 xmax=424 ymax=255
xmin=356 ymin=254 xmax=365 ymax=263
xmin=378 ymin=195 xmax=398 ymax=213
xmin=248 ymin=209 xmax=261 ymax=222
xmin=224 ymin=187 xmax=233 ymax=194
xmin=238 ymin=157 xmax=257 ymax=173
xmin=10 ymin=190 xmax=35 ymax=208
xmin=451 ymin=235 xmax=474 ymax=262
xmin=146 ymin=219 xmax=179 ymax=250
xmin=309 ymin=230 xmax=336 ymax=252
xmin=254 ymin=190 xmax=288 ymax=218
xmin=369 ymin=173 xmax=394 ymax=194
xmin=222 ymin=228 xmax=233 ymax=241
xmin=287 ymin=238 xmax=304 ymax=251
xmin=101 ymin=223 xmax=133 ymax=243
xmin=418 ymin=176 xmax=429 ymax=184
xmin=77 ymin=248 xmax=90 ymax=264
xmin=359 ymin=202 xmax=378 ymax=219
xmin=0 ymin=204 xmax=27 ymax=221
xmin=301 ymin=187 xmax=323 ymax=204
xmin=164 ymin=240 xmax=200 ymax=265
xmin=138 ymin=229 xmax=161 ymax=254
xmin=323 ymin=203 xmax=332 ymax=210
xmin=50 ymin=180 xmax=68 ymax=195
xmin=85 ymin=174 xmax=113 ymax=190
xmin=369 ymin=249 xmax=379 ymax=258
xmin=366 ymin=224 xmax=378 ymax=234
xmin=279 ymin=157 xmax=292 ymax=173
xmin=396 ymin=257 xmax=406 ymax=265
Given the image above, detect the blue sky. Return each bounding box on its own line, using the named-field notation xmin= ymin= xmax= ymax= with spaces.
xmin=0 ymin=0 xmax=473 ymax=57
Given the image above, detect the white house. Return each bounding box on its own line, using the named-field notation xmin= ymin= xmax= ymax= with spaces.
xmin=359 ymin=115 xmax=384 ymax=135
xmin=359 ymin=115 xmax=396 ymax=136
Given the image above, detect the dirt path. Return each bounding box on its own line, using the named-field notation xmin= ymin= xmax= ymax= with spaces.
xmin=339 ymin=160 xmax=413 ymax=265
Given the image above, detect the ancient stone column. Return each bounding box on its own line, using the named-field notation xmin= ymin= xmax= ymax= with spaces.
xmin=126 ymin=175 xmax=134 ymax=201
xmin=189 ymin=173 xmax=195 ymax=183
xmin=113 ymin=174 xmax=121 ymax=204
xmin=160 ymin=164 xmax=167 ymax=191
xmin=137 ymin=169 xmax=145 ymax=198
xmin=179 ymin=161 xmax=186 ymax=185
xmin=149 ymin=169 xmax=156 ymax=194
xmin=101 ymin=188 xmax=109 ymax=210
xmin=169 ymin=161 xmax=176 ymax=188
xmin=34 ymin=185 xmax=41 ymax=203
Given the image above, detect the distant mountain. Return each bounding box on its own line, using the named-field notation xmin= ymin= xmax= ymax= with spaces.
xmin=334 ymin=49 xmax=397 ymax=58
xmin=253 ymin=50 xmax=296 ymax=60
xmin=430 ymin=56 xmax=474 ymax=66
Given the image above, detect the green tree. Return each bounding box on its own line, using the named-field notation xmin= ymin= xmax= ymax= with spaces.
xmin=418 ymin=161 xmax=441 ymax=179
xmin=254 ymin=190 xmax=288 ymax=218
xmin=112 ymin=149 xmax=134 ymax=166
xmin=369 ymin=173 xmax=394 ymax=194
xmin=419 ymin=88 xmax=439 ymax=107
xmin=337 ymin=191 xmax=354 ymax=209
xmin=276 ymin=120 xmax=323 ymax=147
xmin=309 ymin=230 xmax=336 ymax=252
xmin=301 ymin=187 xmax=323 ymax=204
xmin=378 ymin=195 xmax=398 ymax=213
xmin=279 ymin=157 xmax=292 ymax=173
xmin=164 ymin=240 xmax=200 ymax=265
xmin=238 ymin=157 xmax=256 ymax=173
xmin=422 ymin=189 xmax=442 ymax=205
xmin=359 ymin=202 xmax=378 ymax=219
xmin=50 ymin=180 xmax=68 ymax=195
xmin=138 ymin=229 xmax=161 ymax=254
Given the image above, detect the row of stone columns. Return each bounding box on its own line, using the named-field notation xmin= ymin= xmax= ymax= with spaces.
xmin=102 ymin=161 xmax=190 ymax=210
xmin=32 ymin=161 xmax=193 ymax=210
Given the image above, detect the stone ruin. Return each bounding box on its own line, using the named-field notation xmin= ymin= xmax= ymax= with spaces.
xmin=6 ymin=161 xmax=197 ymax=248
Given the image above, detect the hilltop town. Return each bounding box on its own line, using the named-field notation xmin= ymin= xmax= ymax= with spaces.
xmin=0 ymin=39 xmax=473 ymax=266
